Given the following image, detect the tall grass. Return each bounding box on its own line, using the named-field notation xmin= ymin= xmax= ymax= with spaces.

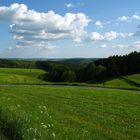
xmin=0 ymin=97 xmax=56 ymax=140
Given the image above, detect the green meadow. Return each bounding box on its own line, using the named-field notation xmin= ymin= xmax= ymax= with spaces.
xmin=0 ymin=68 xmax=47 ymax=84
xmin=92 ymin=73 xmax=140 ymax=90
xmin=0 ymin=68 xmax=140 ymax=91
xmin=0 ymin=68 xmax=140 ymax=139
xmin=0 ymin=86 xmax=140 ymax=140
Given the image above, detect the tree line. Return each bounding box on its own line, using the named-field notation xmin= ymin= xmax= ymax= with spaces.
xmin=94 ymin=51 xmax=140 ymax=76
xmin=0 ymin=51 xmax=139 ymax=82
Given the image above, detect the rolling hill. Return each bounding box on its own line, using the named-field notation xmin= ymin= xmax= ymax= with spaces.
xmin=92 ymin=74 xmax=140 ymax=90
xmin=0 ymin=68 xmax=139 ymax=90
xmin=0 ymin=68 xmax=47 ymax=84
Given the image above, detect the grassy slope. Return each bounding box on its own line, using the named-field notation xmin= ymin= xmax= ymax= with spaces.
xmin=0 ymin=68 xmax=139 ymax=90
xmin=126 ymin=74 xmax=140 ymax=84
xmin=91 ymin=74 xmax=140 ymax=90
xmin=0 ymin=86 xmax=140 ymax=140
xmin=0 ymin=68 xmax=47 ymax=84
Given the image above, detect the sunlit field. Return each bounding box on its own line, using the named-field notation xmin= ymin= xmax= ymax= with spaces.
xmin=0 ymin=68 xmax=47 ymax=84
xmin=0 ymin=86 xmax=140 ymax=140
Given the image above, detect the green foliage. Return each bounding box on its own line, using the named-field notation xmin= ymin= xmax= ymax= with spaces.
xmin=61 ymin=70 xmax=76 ymax=82
xmin=0 ymin=59 xmax=36 ymax=69
xmin=76 ymin=63 xmax=107 ymax=82
xmin=95 ymin=51 xmax=140 ymax=76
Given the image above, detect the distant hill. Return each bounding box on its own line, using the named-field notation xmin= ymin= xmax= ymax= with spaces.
xmin=48 ymin=58 xmax=99 ymax=65
xmin=0 ymin=58 xmax=100 ymax=67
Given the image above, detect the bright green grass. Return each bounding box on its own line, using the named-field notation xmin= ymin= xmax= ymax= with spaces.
xmin=0 ymin=86 xmax=140 ymax=140
xmin=0 ymin=68 xmax=47 ymax=84
xmin=93 ymin=73 xmax=140 ymax=90
xmin=101 ymin=78 xmax=137 ymax=89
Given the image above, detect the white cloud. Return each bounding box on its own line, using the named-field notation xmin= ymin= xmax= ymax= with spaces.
xmin=117 ymin=16 xmax=129 ymax=21
xmin=112 ymin=44 xmax=128 ymax=49
xmin=89 ymin=31 xmax=133 ymax=42
xmin=65 ymin=2 xmax=84 ymax=8
xmin=132 ymin=15 xmax=140 ymax=20
xmin=118 ymin=32 xmax=133 ymax=38
xmin=117 ymin=14 xmax=140 ymax=22
xmin=0 ymin=3 xmax=90 ymax=48
xmin=65 ymin=3 xmax=74 ymax=8
xmin=95 ymin=21 xmax=104 ymax=28
xmin=131 ymin=42 xmax=140 ymax=48
xmin=100 ymin=44 xmax=107 ymax=48
xmin=112 ymin=42 xmax=140 ymax=49
xmin=90 ymin=32 xmax=104 ymax=41
xmin=104 ymin=31 xmax=117 ymax=41
xmin=90 ymin=31 xmax=117 ymax=42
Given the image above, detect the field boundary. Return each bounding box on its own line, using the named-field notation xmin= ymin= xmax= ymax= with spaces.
xmin=0 ymin=83 xmax=140 ymax=92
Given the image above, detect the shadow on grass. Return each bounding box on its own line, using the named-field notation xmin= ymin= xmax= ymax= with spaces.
xmin=87 ymin=76 xmax=119 ymax=84
xmin=120 ymin=77 xmax=140 ymax=88
xmin=0 ymin=110 xmax=23 ymax=140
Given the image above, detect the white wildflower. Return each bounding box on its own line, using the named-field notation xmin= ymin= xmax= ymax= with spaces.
xmin=42 ymin=125 xmax=47 ymax=129
xmin=17 ymin=104 xmax=21 ymax=107
xmin=52 ymin=132 xmax=56 ymax=138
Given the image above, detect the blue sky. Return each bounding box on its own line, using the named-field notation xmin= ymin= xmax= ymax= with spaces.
xmin=0 ymin=0 xmax=140 ymax=58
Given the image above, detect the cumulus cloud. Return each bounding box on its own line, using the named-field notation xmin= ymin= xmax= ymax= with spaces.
xmin=89 ymin=31 xmax=133 ymax=42
xmin=89 ymin=31 xmax=117 ymax=42
xmin=90 ymin=32 xmax=104 ymax=41
xmin=117 ymin=16 xmax=129 ymax=22
xmin=132 ymin=15 xmax=140 ymax=20
xmin=117 ymin=14 xmax=140 ymax=22
xmin=65 ymin=3 xmax=74 ymax=8
xmin=0 ymin=3 xmax=90 ymax=48
xmin=95 ymin=21 xmax=104 ymax=28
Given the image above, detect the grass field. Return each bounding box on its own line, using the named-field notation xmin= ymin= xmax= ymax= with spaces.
xmin=90 ymin=74 xmax=140 ymax=90
xmin=0 ymin=68 xmax=47 ymax=84
xmin=0 ymin=86 xmax=140 ymax=140
xmin=126 ymin=74 xmax=140 ymax=84
xmin=0 ymin=68 xmax=140 ymax=91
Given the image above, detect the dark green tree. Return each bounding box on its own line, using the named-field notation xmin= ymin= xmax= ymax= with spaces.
xmin=61 ymin=70 xmax=76 ymax=82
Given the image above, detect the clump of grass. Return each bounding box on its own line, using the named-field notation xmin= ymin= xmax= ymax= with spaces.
xmin=0 ymin=102 xmax=56 ymax=140
xmin=0 ymin=106 xmax=26 ymax=140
